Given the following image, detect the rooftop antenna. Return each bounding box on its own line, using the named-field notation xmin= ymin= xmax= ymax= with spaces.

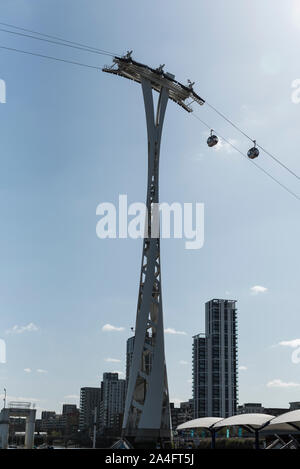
xmin=155 ymin=64 xmax=165 ymax=73
xmin=124 ymin=50 xmax=133 ymax=59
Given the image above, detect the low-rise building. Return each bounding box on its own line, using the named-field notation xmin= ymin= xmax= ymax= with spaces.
xmin=40 ymin=404 xmax=79 ymax=436
xmin=170 ymin=400 xmax=193 ymax=430
xmin=289 ymin=402 xmax=300 ymax=411
xmin=238 ymin=403 xmax=289 ymax=417
xmin=237 ymin=403 xmax=264 ymax=414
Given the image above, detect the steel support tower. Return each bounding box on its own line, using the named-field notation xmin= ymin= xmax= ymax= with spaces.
xmin=103 ymin=54 xmax=204 ymax=446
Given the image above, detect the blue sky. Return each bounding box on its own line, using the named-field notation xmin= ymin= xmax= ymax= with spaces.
xmin=0 ymin=0 xmax=300 ymax=415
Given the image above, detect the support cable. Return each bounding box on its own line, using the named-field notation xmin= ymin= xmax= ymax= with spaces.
xmin=0 ymin=20 xmax=119 ymax=57
xmin=192 ymin=113 xmax=300 ymax=202
xmin=0 ymin=44 xmax=102 ymax=70
xmin=205 ymin=101 xmax=300 ymax=180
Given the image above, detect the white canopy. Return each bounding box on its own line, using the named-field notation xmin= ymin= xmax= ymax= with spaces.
xmin=213 ymin=413 xmax=274 ymax=429
xmin=177 ymin=417 xmax=223 ymax=431
xmin=263 ymin=410 xmax=300 ymax=432
xmin=176 ymin=412 xmax=300 ymax=434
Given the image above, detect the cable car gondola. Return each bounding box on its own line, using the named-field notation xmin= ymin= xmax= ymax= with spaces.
xmin=207 ymin=130 xmax=219 ymax=148
xmin=247 ymin=140 xmax=259 ymax=159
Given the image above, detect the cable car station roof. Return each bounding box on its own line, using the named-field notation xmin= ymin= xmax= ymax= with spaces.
xmin=213 ymin=413 xmax=275 ymax=430
xmin=177 ymin=411 xmax=300 ymax=433
xmin=102 ymin=53 xmax=205 ymax=113
xmin=264 ymin=409 xmax=300 ymax=432
xmin=177 ymin=417 xmax=223 ymax=430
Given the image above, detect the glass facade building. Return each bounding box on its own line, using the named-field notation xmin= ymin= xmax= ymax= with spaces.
xmin=193 ymin=299 xmax=238 ymax=418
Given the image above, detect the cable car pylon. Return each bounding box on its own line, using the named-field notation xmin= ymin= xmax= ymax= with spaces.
xmin=103 ymin=53 xmax=204 ymax=447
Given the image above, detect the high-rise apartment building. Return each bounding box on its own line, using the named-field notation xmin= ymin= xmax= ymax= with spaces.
xmin=192 ymin=333 xmax=207 ymax=418
xmin=79 ymin=387 xmax=101 ymax=432
xmin=99 ymin=372 xmax=126 ymax=435
xmin=193 ymin=299 xmax=238 ymax=418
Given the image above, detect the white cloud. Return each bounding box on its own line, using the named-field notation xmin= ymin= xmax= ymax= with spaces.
xmin=214 ymin=137 xmax=239 ymax=154
xmin=102 ymin=324 xmax=125 ymax=332
xmin=0 ymin=394 xmax=42 ymax=403
xmin=267 ymin=379 xmax=300 ymax=388
xmin=179 ymin=360 xmax=189 ymax=365
xmin=64 ymin=394 xmax=79 ymax=400
xmin=23 ymin=368 xmax=48 ymax=374
xmin=279 ymin=339 xmax=300 ymax=348
xmin=6 ymin=322 xmax=39 ymax=334
xmin=239 ymin=365 xmax=247 ymax=371
xmin=250 ymin=285 xmax=268 ymax=295
xmin=112 ymin=370 xmax=125 ymax=376
xmin=165 ymin=328 xmax=187 ymax=336
xmin=104 ymin=358 xmax=121 ymax=363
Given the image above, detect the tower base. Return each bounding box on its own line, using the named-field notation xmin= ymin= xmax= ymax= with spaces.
xmin=123 ymin=428 xmax=172 ymax=449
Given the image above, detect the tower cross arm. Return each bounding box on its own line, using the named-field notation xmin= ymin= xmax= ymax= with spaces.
xmin=102 ymin=55 xmax=205 ymax=112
